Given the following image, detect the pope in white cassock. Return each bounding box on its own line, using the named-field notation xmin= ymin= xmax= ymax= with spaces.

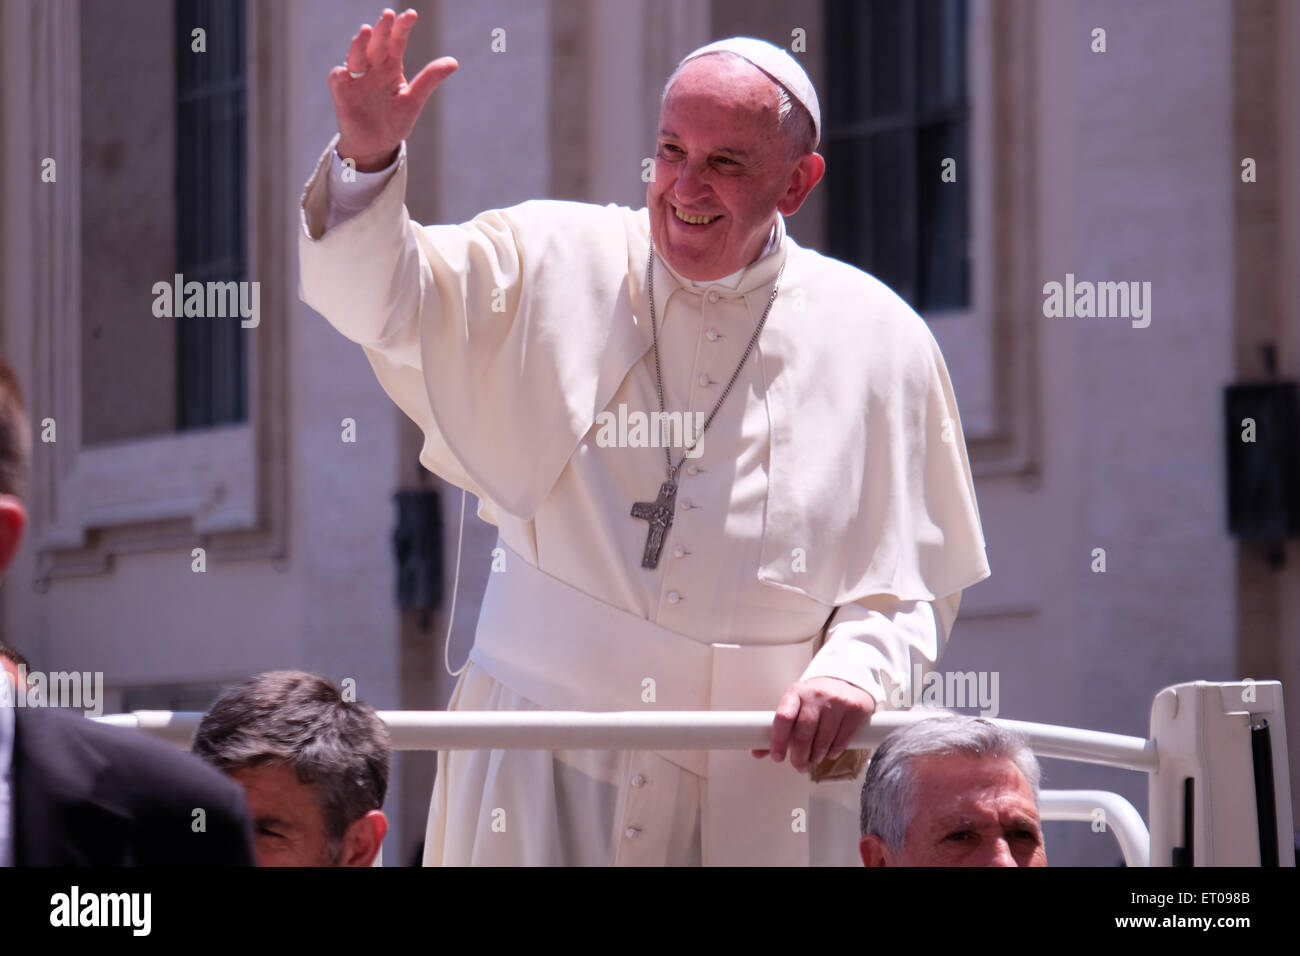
xmin=298 ymin=8 xmax=990 ymax=866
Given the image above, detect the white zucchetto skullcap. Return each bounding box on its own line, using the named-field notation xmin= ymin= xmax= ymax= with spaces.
xmin=676 ymin=36 xmax=821 ymax=149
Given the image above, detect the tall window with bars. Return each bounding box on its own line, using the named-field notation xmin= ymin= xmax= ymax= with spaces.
xmin=823 ymin=0 xmax=970 ymax=313
xmin=175 ymin=0 xmax=248 ymax=429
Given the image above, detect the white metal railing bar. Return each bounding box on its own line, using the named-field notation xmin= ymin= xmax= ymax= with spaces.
xmin=94 ymin=709 xmax=1159 ymax=772
xmin=1038 ymin=789 xmax=1151 ymax=867
xmin=90 ymin=680 xmax=1293 ymax=867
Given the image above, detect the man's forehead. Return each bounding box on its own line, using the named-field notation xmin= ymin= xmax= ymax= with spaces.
xmin=664 ymin=56 xmax=783 ymax=113
xmin=657 ymin=68 xmax=782 ymax=152
xmin=230 ymin=763 xmax=319 ymax=811
xmin=909 ymin=784 xmax=1040 ymax=846
xmin=670 ymin=36 xmax=822 ymax=147
xmin=910 ymin=754 xmax=1035 ymax=808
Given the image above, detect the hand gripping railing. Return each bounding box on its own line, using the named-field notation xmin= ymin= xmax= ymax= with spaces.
xmin=94 ymin=680 xmax=1293 ymax=867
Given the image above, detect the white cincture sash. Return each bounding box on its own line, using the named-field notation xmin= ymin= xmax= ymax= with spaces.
xmin=468 ymin=542 xmax=819 ymax=865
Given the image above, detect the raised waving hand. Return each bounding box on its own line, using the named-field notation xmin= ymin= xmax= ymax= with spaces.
xmin=330 ymin=7 xmax=458 ymax=171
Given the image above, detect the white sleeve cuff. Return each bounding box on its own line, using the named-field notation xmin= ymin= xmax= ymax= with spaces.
xmin=324 ymin=142 xmax=406 ymax=232
xmin=800 ymin=591 xmax=961 ymax=710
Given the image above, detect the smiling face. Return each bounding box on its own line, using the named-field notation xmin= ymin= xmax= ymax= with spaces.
xmin=860 ymin=754 xmax=1047 ymax=867
xmin=648 ymin=55 xmax=824 ymax=281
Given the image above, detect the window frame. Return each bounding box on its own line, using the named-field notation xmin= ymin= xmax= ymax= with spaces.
xmin=175 ymin=0 xmax=252 ymax=432
xmin=823 ymin=0 xmax=971 ymax=315
xmin=13 ymin=0 xmax=289 ymax=585
xmin=819 ymin=0 xmax=1040 ymax=471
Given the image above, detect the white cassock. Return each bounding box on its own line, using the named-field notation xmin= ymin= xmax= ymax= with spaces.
xmin=299 ymin=136 xmax=990 ymax=866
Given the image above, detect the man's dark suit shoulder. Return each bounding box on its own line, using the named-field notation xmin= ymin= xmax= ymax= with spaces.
xmin=12 ymin=705 xmax=255 ymax=866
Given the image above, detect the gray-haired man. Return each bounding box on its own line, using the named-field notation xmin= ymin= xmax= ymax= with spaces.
xmin=193 ymin=671 xmax=390 ymax=867
xmin=859 ymin=713 xmax=1047 ymax=867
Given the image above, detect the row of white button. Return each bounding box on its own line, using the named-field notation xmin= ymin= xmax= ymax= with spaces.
xmin=660 ymin=318 xmax=722 ymax=612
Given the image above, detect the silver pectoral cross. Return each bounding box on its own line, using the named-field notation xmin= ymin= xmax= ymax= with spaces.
xmin=631 ymin=480 xmax=677 ymax=569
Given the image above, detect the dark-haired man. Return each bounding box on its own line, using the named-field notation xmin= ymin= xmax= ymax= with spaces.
xmin=192 ymin=670 xmax=390 ymax=866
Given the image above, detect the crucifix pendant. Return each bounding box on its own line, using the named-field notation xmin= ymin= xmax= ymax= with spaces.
xmin=631 ymin=480 xmax=677 ymax=569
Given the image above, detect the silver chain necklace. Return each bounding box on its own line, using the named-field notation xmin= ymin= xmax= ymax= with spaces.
xmin=630 ymin=240 xmax=785 ymax=569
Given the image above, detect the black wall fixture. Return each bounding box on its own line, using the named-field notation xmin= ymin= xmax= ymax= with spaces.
xmin=393 ymin=487 xmax=445 ymax=630
xmin=1225 ymin=380 xmax=1300 ymax=544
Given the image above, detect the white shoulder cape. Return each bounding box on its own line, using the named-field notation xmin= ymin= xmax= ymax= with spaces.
xmin=299 ymin=145 xmax=990 ymax=607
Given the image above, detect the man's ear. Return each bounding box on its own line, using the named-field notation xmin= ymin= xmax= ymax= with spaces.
xmin=777 ymin=152 xmax=826 ymax=217
xmin=859 ymin=834 xmax=894 ymax=867
xmin=340 ymin=810 xmax=388 ymax=867
xmin=0 ymin=495 xmax=27 ymax=580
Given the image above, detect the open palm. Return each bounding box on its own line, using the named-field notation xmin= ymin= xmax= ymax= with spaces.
xmin=330 ymin=8 xmax=458 ymax=171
